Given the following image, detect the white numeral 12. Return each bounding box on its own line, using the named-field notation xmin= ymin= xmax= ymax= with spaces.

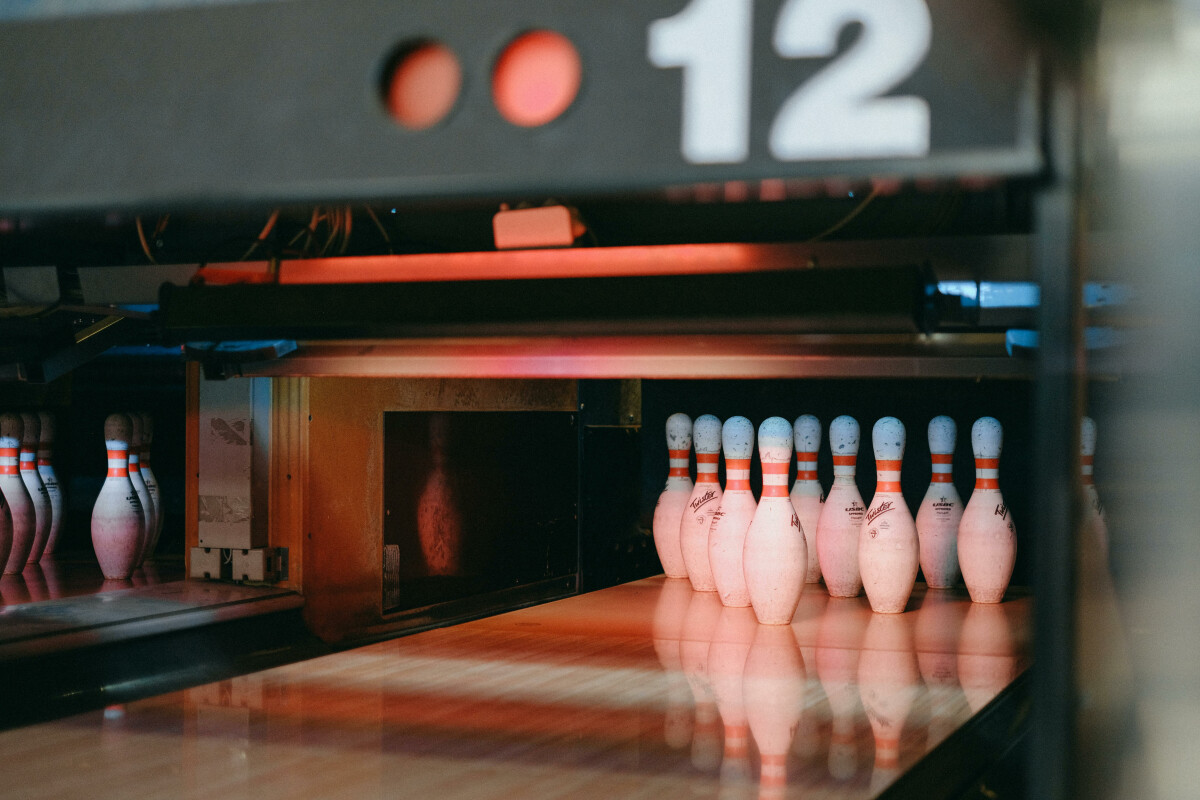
xmin=648 ymin=0 xmax=933 ymax=165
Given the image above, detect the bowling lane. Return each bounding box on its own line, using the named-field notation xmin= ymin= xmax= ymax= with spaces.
xmin=0 ymin=554 xmax=184 ymax=606
xmin=0 ymin=578 xmax=1030 ymax=800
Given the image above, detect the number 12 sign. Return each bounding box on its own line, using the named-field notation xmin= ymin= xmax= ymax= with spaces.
xmin=649 ymin=0 xmax=934 ymax=165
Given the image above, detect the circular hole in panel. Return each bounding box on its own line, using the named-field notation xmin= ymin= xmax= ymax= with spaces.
xmin=492 ymin=30 xmax=582 ymax=127
xmin=383 ymin=41 xmax=462 ymax=130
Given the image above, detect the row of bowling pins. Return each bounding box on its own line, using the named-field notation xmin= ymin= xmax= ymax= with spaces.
xmin=653 ymin=412 xmax=1018 ymax=621
xmin=653 ymin=579 xmax=1023 ymax=793
xmin=0 ymin=411 xmax=64 ymax=574
xmin=91 ymin=412 xmax=165 ymax=579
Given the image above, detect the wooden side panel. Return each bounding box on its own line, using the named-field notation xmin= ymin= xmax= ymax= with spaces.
xmin=302 ymin=379 xmax=577 ymax=642
xmin=270 ymin=377 xmax=308 ymax=593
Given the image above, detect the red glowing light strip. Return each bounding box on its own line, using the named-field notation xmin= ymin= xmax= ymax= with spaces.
xmin=277 ymin=243 xmax=818 ymax=285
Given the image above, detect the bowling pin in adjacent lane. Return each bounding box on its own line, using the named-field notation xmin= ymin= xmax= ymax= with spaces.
xmin=859 ymin=417 xmax=920 ymax=614
xmin=709 ymin=416 xmax=757 ymax=607
xmin=127 ymin=414 xmax=155 ymax=567
xmin=20 ymin=413 xmax=52 ymax=563
xmin=790 ymin=414 xmax=824 ymax=584
xmin=1081 ymin=416 xmax=1108 ymax=556
xmin=680 ymin=414 xmax=722 ymax=592
xmin=915 ymin=415 xmax=964 ymax=589
xmin=817 ymin=416 xmax=865 ymax=598
xmin=958 ymin=417 xmax=1017 ymax=604
xmin=0 ymin=413 xmax=35 ymax=573
xmin=138 ymin=412 xmax=164 ymax=562
xmin=91 ymin=413 xmax=146 ymax=580
xmin=743 ymin=417 xmax=806 ymax=625
xmin=37 ymin=411 xmax=64 ymax=558
xmin=652 ymin=413 xmax=693 ymax=579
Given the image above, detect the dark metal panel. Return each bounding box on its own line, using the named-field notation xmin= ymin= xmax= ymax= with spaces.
xmin=0 ymin=0 xmax=1040 ymax=212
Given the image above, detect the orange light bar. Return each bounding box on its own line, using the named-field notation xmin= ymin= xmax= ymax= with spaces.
xmin=278 ymin=243 xmax=816 ymax=285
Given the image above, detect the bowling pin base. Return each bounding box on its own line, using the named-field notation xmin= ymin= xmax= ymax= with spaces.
xmin=967 ymin=588 xmax=1006 ymax=604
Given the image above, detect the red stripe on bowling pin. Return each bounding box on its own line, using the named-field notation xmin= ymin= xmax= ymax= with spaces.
xmin=668 ymin=448 xmax=689 ymax=478
xmin=1081 ymin=454 xmax=1094 ymax=486
xmin=795 ymin=451 xmax=818 ymax=481
xmin=876 ymin=458 xmax=902 ymax=493
xmin=107 ymin=448 xmax=129 ymax=478
xmin=931 ymin=452 xmax=953 ymax=483
xmin=875 ymin=737 xmax=901 ymax=769
xmin=0 ymin=446 xmax=18 ymax=476
xmin=762 ymin=461 xmax=789 ymax=497
xmin=37 ymin=451 xmax=52 ymax=467
xmin=832 ymin=454 xmax=857 ymax=476
xmin=696 ymin=452 xmax=719 ymax=484
xmin=726 ymin=457 xmax=751 ymax=490
xmin=974 ymin=457 xmax=999 ymax=490
xmin=19 ymin=450 xmax=36 ymax=472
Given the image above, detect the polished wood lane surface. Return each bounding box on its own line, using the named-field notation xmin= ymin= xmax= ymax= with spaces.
xmin=0 ymin=554 xmax=184 ymax=606
xmin=0 ymin=578 xmax=1030 ymax=799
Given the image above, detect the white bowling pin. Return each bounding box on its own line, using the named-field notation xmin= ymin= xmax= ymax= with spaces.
xmin=91 ymin=413 xmax=146 ymax=580
xmin=20 ymin=412 xmax=52 ymax=564
xmin=126 ymin=414 xmax=155 ymax=568
xmin=915 ymin=416 xmax=964 ymax=589
xmin=743 ymin=623 xmax=805 ymax=799
xmin=0 ymin=413 xmax=36 ymax=573
xmin=859 ymin=417 xmax=920 ymax=614
xmin=1081 ymin=416 xmax=1108 ymax=557
xmin=708 ymin=605 xmax=758 ymax=789
xmin=789 ymin=414 xmax=824 ymax=584
xmin=709 ymin=416 xmax=757 ymax=607
xmin=680 ymin=414 xmax=722 ymax=592
xmin=817 ymin=416 xmax=865 ymax=598
xmin=743 ymin=417 xmax=806 ymax=625
xmin=36 ymin=411 xmax=65 ymax=558
xmin=859 ymin=613 xmax=920 ymax=791
xmin=138 ymin=412 xmax=164 ymax=562
xmin=816 ymin=596 xmax=871 ymax=782
xmin=652 ymin=413 xmax=693 ymax=579
xmin=958 ymin=417 xmax=1017 ymax=604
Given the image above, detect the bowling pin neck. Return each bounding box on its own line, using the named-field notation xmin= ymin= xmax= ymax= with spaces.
xmin=726 ymin=457 xmax=752 ymax=491
xmin=0 ymin=438 xmax=18 ymax=476
xmin=37 ymin=447 xmax=52 ymax=467
xmin=761 ymin=461 xmax=789 ymax=498
xmin=1080 ymin=454 xmax=1094 ymax=485
xmin=19 ymin=447 xmax=36 ymax=472
xmin=930 ymin=453 xmax=953 ymax=484
xmin=795 ymin=450 xmax=819 ymax=485
xmin=973 ymin=457 xmax=999 ymax=491
xmin=695 ymin=451 xmax=719 ymax=484
xmin=832 ymin=453 xmax=857 ymax=484
xmin=667 ymin=448 xmax=690 ymax=484
xmin=875 ymin=459 xmax=902 ymax=492
xmin=106 ymin=439 xmax=130 ymax=478
xmin=128 ymin=448 xmax=141 ymax=473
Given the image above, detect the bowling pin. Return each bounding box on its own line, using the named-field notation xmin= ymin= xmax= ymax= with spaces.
xmin=743 ymin=417 xmax=806 ymax=625
xmin=0 ymin=413 xmax=35 ymax=573
xmin=91 ymin=413 xmax=146 ymax=580
xmin=126 ymin=414 xmax=154 ymax=567
xmin=1081 ymin=416 xmax=1108 ymax=556
xmin=709 ymin=416 xmax=757 ymax=608
xmin=680 ymin=414 xmax=722 ymax=592
xmin=138 ymin=412 xmax=164 ymax=562
xmin=958 ymin=417 xmax=1017 ymax=604
xmin=816 ymin=596 xmax=871 ymax=782
xmin=20 ymin=413 xmax=52 ymax=563
xmin=36 ymin=411 xmax=65 ymax=558
xmin=651 ymin=577 xmax=695 ymax=750
xmin=859 ymin=417 xmax=920 ymax=614
xmin=817 ymin=416 xmax=865 ymax=598
xmin=915 ymin=416 xmax=964 ymax=589
xmin=743 ymin=623 xmax=805 ymax=799
xmin=789 ymin=414 xmax=824 ymax=584
xmin=652 ymin=413 xmax=693 ymax=579
xmin=859 ymin=613 xmax=920 ymax=792
xmin=708 ymin=605 xmax=758 ymax=789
